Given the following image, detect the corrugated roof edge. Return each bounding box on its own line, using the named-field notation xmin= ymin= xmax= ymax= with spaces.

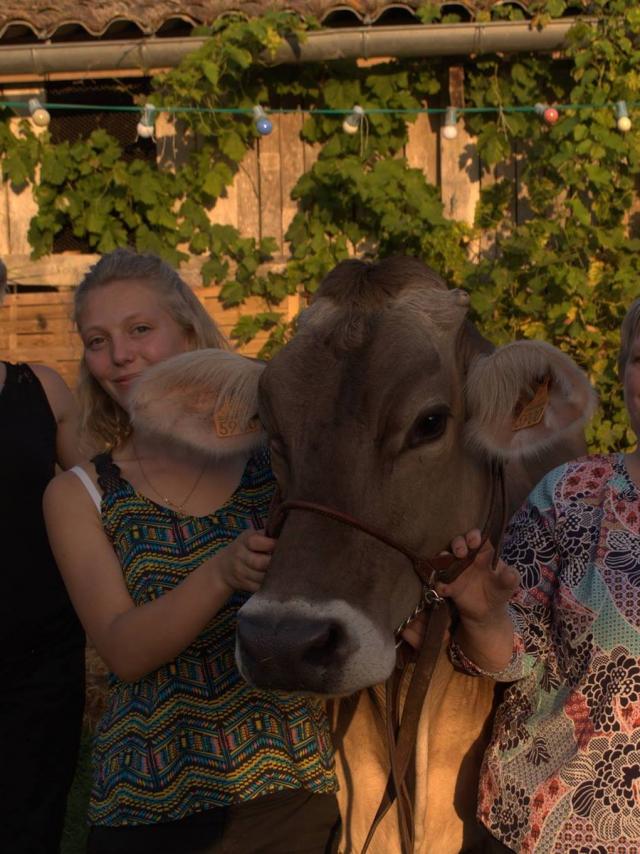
xmin=0 ymin=1 xmax=542 ymax=42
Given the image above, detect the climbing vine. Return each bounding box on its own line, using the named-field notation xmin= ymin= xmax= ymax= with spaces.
xmin=1 ymin=1 xmax=640 ymax=450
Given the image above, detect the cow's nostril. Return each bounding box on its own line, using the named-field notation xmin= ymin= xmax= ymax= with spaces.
xmin=301 ymin=622 xmax=346 ymax=668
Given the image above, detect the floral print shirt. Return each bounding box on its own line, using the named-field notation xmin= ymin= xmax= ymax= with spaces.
xmin=451 ymin=454 xmax=640 ymax=854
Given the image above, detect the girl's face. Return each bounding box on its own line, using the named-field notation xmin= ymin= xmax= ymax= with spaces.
xmin=79 ymin=279 xmax=191 ymax=410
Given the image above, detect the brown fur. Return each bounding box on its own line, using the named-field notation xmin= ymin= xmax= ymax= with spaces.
xmin=129 ymin=256 xmax=595 ymax=854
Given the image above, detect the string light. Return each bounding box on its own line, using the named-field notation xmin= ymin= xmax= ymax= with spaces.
xmin=342 ymin=105 xmax=365 ymax=135
xmin=252 ymin=105 xmax=273 ymax=136
xmin=442 ymin=106 xmax=458 ymax=140
xmin=615 ymin=100 xmax=632 ymax=133
xmin=3 ymin=99 xmax=640 ymax=125
xmin=27 ymin=98 xmax=50 ymax=128
xmin=136 ymin=103 xmax=156 ymax=139
xmin=534 ymin=103 xmax=559 ymax=125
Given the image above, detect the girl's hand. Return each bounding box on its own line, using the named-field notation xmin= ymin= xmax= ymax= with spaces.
xmin=216 ymin=529 xmax=276 ymax=594
xmin=436 ymin=529 xmax=520 ymax=626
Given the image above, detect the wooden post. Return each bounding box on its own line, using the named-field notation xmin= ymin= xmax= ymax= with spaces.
xmin=279 ymin=111 xmax=305 ymax=248
xmin=1 ymin=85 xmax=46 ymax=256
xmin=439 ymin=68 xmax=480 ymax=249
xmin=237 ymin=143 xmax=261 ymax=243
xmin=405 ymin=107 xmax=439 ymax=185
xmin=257 ymin=114 xmax=283 ymax=251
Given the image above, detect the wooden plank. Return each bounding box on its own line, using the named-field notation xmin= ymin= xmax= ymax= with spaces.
xmin=4 ymin=317 xmax=75 ymax=334
xmin=257 ymin=114 xmax=283 ymax=249
xmin=236 ymin=144 xmax=261 ymax=242
xmin=208 ymin=178 xmax=239 ymax=228
xmin=439 ymin=65 xmax=481 ymax=261
xmin=4 ymin=253 xmax=99 ymax=287
xmin=3 ymin=332 xmax=81 ymax=349
xmin=2 ymin=87 xmax=46 ymax=255
xmin=279 ymin=112 xmax=305 ymax=245
xmin=405 ymin=109 xmax=439 ymax=185
xmin=0 ymin=267 xmax=285 ymax=377
xmin=440 ymin=119 xmax=480 ymax=227
xmin=156 ymin=114 xmax=193 ymax=172
xmin=0 ymin=180 xmax=10 ymax=256
xmin=303 ymin=137 xmax=321 ymax=173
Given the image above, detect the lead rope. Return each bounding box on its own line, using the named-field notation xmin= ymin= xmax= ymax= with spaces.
xmin=266 ymin=462 xmax=507 ymax=854
xmin=362 ymin=462 xmax=507 ymax=854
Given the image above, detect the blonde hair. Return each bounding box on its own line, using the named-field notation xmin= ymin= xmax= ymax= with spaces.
xmin=618 ymin=298 xmax=640 ymax=381
xmin=74 ymin=248 xmax=229 ymax=449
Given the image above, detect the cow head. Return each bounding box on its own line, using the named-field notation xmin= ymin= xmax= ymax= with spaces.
xmin=131 ymin=257 xmax=595 ymax=696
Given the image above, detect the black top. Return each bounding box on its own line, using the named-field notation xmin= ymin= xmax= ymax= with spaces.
xmin=0 ymin=362 xmax=83 ymax=654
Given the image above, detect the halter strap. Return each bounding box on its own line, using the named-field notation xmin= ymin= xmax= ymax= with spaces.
xmin=267 ymin=460 xmax=506 ymax=593
xmin=267 ymin=459 xmax=507 ymax=854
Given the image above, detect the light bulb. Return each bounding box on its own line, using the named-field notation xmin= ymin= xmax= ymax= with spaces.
xmin=28 ymin=98 xmax=50 ymax=128
xmin=442 ymin=106 xmax=458 ymax=140
xmin=534 ymin=103 xmax=559 ymax=125
xmin=253 ymin=106 xmax=273 ymax=136
xmin=136 ymin=104 xmax=156 ymax=140
xmin=136 ymin=121 xmax=155 ymax=139
xmin=342 ymin=105 xmax=364 ymax=135
xmin=616 ymin=101 xmax=632 ymax=133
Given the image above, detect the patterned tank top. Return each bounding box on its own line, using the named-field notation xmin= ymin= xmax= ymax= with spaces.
xmin=89 ymin=447 xmax=336 ymax=826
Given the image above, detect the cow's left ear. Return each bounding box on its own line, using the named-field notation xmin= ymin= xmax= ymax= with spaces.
xmin=464 ymin=340 xmax=597 ymax=460
xmin=130 ymin=349 xmax=266 ymax=457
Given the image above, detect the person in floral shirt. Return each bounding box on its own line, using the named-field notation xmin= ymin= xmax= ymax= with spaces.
xmin=440 ymin=300 xmax=640 ymax=854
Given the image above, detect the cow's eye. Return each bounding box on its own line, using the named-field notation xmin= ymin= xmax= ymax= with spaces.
xmin=406 ymin=410 xmax=448 ymax=448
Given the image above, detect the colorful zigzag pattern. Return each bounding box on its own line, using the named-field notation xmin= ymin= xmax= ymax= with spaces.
xmin=89 ymin=448 xmax=336 ymax=826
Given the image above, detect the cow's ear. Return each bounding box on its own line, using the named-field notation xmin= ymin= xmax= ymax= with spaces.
xmin=464 ymin=340 xmax=597 ymax=460
xmin=130 ymin=349 xmax=266 ymax=457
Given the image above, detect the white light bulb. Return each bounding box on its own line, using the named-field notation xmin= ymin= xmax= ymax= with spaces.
xmin=342 ymin=118 xmax=360 ymax=135
xmin=136 ymin=104 xmax=156 ymax=140
xmin=136 ymin=121 xmax=155 ymax=139
xmin=615 ymin=101 xmax=631 ymax=133
xmin=342 ymin=105 xmax=364 ymax=135
xmin=442 ymin=106 xmax=458 ymax=141
xmin=28 ymin=98 xmax=50 ymax=127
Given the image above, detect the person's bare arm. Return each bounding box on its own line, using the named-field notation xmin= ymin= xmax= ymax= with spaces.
xmin=44 ymin=472 xmax=275 ymax=681
xmin=439 ymin=531 xmax=519 ymax=672
xmin=31 ymin=364 xmax=83 ymax=469
xmin=402 ymin=531 xmax=518 ymax=672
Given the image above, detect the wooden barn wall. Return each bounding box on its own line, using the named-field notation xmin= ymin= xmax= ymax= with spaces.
xmin=0 ymin=107 xmax=491 ymax=384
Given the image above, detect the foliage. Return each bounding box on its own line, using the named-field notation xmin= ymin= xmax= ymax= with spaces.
xmin=1 ymin=3 xmax=639 ymax=450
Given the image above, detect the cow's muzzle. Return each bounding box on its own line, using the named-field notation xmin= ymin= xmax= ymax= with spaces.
xmin=235 ymin=596 xmax=396 ymax=695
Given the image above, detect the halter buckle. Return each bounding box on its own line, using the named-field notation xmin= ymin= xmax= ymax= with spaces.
xmin=422 ymin=585 xmax=444 ymax=606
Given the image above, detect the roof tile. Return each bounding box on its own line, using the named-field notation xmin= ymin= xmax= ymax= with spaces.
xmin=0 ymin=1 xmax=538 ymax=40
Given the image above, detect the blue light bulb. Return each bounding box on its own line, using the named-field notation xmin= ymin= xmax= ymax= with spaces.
xmin=256 ymin=116 xmax=273 ymax=135
xmin=252 ymin=106 xmax=273 ymax=136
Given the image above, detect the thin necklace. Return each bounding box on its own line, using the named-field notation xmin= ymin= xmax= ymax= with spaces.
xmin=133 ymin=441 xmax=208 ymax=514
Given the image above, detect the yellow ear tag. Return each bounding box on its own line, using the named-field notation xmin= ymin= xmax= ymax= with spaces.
xmin=513 ymin=375 xmax=551 ymax=432
xmin=213 ymin=402 xmax=261 ymax=438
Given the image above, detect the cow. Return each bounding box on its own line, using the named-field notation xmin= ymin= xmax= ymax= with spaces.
xmin=131 ymin=256 xmax=596 ymax=853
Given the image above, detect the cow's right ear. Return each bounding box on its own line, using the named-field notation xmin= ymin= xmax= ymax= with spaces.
xmin=129 ymin=349 xmax=266 ymax=457
xmin=464 ymin=340 xmax=597 ymax=461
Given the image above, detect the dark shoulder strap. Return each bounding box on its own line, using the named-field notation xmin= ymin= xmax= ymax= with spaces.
xmin=92 ymin=451 xmax=126 ymax=495
xmin=4 ymin=361 xmax=32 ymax=385
xmin=2 ymin=362 xmax=56 ymax=426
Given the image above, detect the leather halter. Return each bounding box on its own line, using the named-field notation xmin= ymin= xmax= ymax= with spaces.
xmin=267 ymin=459 xmax=506 ymax=617
xmin=266 ymin=459 xmax=507 ymax=854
